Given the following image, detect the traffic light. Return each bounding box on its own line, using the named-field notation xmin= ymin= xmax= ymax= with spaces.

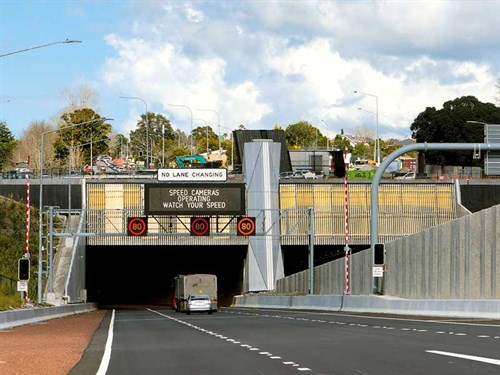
xmin=18 ymin=258 xmax=30 ymax=280
xmin=374 ymin=243 xmax=385 ymax=265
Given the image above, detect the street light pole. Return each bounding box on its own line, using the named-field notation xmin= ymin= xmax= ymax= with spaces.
xmin=357 ymin=107 xmax=378 ymax=162
xmin=166 ymin=103 xmax=194 ymax=155
xmin=196 ymin=108 xmax=221 ymax=153
xmin=354 ymin=91 xmax=380 ymax=165
xmin=120 ymin=96 xmax=149 ymax=166
xmin=0 ymin=39 xmax=82 ymax=58
xmin=162 ymin=123 xmax=165 ymax=167
xmin=220 ymin=125 xmax=235 ymax=170
xmin=194 ymin=118 xmax=210 ymax=155
xmin=321 ymin=119 xmax=330 ymax=150
xmin=38 ymin=116 xmax=110 ymax=304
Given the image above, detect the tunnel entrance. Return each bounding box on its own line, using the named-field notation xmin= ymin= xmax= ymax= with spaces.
xmin=86 ymin=245 xmax=247 ymax=307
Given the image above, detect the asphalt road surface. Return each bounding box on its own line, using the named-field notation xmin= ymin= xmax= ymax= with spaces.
xmin=72 ymin=307 xmax=500 ymax=375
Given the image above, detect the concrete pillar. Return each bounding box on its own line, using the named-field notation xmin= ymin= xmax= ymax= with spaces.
xmin=244 ymin=140 xmax=284 ymax=291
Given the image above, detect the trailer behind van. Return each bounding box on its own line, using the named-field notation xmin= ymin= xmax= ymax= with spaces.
xmin=174 ymin=274 xmax=218 ymax=313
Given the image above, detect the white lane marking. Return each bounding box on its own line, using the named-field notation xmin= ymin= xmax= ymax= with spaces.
xmin=227 ymin=307 xmax=500 ymax=327
xmin=426 ymin=350 xmax=500 ymax=365
xmin=477 ymin=335 xmax=490 ymax=338
xmin=454 ymin=333 xmax=467 ymax=336
xmin=96 ymin=309 xmax=115 ymax=375
xmin=148 ymin=309 xmax=312 ymax=372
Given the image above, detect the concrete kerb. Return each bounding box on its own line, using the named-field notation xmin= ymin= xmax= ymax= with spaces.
xmin=0 ymin=303 xmax=98 ymax=330
xmin=232 ymin=295 xmax=500 ymax=319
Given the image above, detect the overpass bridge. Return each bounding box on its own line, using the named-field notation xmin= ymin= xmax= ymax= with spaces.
xmin=37 ymin=175 xmax=460 ymax=306
xmin=2 ymin=141 xmax=498 ymax=307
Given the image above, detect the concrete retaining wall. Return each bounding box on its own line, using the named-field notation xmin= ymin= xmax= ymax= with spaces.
xmin=277 ymin=205 xmax=500 ymax=300
xmin=0 ymin=303 xmax=97 ymax=330
xmin=233 ymin=295 xmax=500 ymax=319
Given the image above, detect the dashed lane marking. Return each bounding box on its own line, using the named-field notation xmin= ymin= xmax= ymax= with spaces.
xmin=148 ymin=309 xmax=312 ymax=372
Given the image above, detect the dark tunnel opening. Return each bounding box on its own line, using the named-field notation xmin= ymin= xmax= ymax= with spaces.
xmin=86 ymin=244 xmax=370 ymax=307
xmin=86 ymin=245 xmax=247 ymax=307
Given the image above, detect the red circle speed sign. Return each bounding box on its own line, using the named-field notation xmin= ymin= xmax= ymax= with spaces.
xmin=191 ymin=217 xmax=210 ymax=236
xmin=237 ymin=217 xmax=256 ymax=236
xmin=127 ymin=217 xmax=147 ymax=236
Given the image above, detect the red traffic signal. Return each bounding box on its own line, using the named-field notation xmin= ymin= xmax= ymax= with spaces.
xmin=374 ymin=243 xmax=385 ymax=265
xmin=127 ymin=217 xmax=148 ymax=236
xmin=18 ymin=258 xmax=30 ymax=280
xmin=190 ymin=217 xmax=210 ymax=236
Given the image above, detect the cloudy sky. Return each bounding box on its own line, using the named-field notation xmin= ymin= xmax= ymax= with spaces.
xmin=1 ymin=0 xmax=498 ymax=142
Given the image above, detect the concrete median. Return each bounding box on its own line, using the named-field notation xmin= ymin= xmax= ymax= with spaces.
xmin=232 ymin=295 xmax=500 ymax=319
xmin=0 ymin=303 xmax=97 ymax=330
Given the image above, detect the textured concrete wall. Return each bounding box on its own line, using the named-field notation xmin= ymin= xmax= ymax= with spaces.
xmin=277 ymin=205 xmax=499 ymax=300
xmin=385 ymin=204 xmax=499 ymax=299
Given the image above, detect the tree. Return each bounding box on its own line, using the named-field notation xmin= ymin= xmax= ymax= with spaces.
xmin=192 ymin=125 xmax=218 ymax=154
xmin=53 ymin=108 xmax=112 ymax=166
xmin=410 ymin=96 xmax=500 ymax=166
xmin=0 ymin=122 xmax=16 ymax=170
xmin=107 ymin=133 xmax=129 ymax=159
xmin=10 ymin=121 xmax=55 ymax=172
xmin=285 ymin=121 xmax=325 ymax=149
xmin=129 ymin=112 xmax=174 ymax=165
xmin=61 ymin=83 xmax=99 ymax=113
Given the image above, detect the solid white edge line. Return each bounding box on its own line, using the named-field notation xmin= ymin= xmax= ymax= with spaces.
xmin=96 ymin=309 xmax=115 ymax=375
xmin=426 ymin=350 xmax=500 ymax=365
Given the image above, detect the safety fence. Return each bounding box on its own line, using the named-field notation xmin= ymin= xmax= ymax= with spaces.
xmin=82 ymin=181 xmax=458 ymax=246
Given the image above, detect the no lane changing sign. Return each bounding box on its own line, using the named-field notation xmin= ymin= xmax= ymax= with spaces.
xmin=127 ymin=217 xmax=148 ymax=236
xmin=237 ymin=217 xmax=256 ymax=236
xmin=157 ymin=168 xmax=227 ymax=182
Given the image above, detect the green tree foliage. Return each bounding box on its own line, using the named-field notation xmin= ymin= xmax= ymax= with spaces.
xmin=129 ymin=112 xmax=175 ymax=164
xmin=53 ymin=108 xmax=112 ymax=165
xmin=410 ymin=96 xmax=500 ymax=166
xmin=109 ymin=133 xmax=129 ymax=158
xmin=285 ymin=121 xmax=325 ymax=149
xmin=192 ymin=125 xmax=219 ymax=154
xmin=0 ymin=197 xmax=39 ymax=303
xmin=0 ymin=121 xmax=16 ymax=170
xmin=331 ymin=130 xmax=353 ymax=153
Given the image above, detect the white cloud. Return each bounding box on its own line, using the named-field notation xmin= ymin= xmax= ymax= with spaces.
xmin=101 ymin=0 xmax=498 ymax=139
xmin=102 ymin=34 xmax=271 ymax=134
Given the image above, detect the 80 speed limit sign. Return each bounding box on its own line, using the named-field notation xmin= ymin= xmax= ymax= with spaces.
xmin=237 ymin=217 xmax=256 ymax=236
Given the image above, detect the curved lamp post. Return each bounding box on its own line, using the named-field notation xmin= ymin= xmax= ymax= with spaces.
xmin=354 ymin=90 xmax=380 ymax=165
xmin=321 ymin=119 xmax=330 ymax=150
xmin=196 ymin=108 xmax=221 ymax=153
xmin=357 ymin=107 xmax=379 ymax=162
xmin=0 ymin=39 xmax=82 ymax=58
xmin=193 ymin=118 xmax=211 ymax=155
xmin=166 ymin=103 xmax=194 ymax=155
xmin=120 ymin=96 xmax=149 ymax=166
xmin=37 ymin=116 xmax=111 ymax=304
